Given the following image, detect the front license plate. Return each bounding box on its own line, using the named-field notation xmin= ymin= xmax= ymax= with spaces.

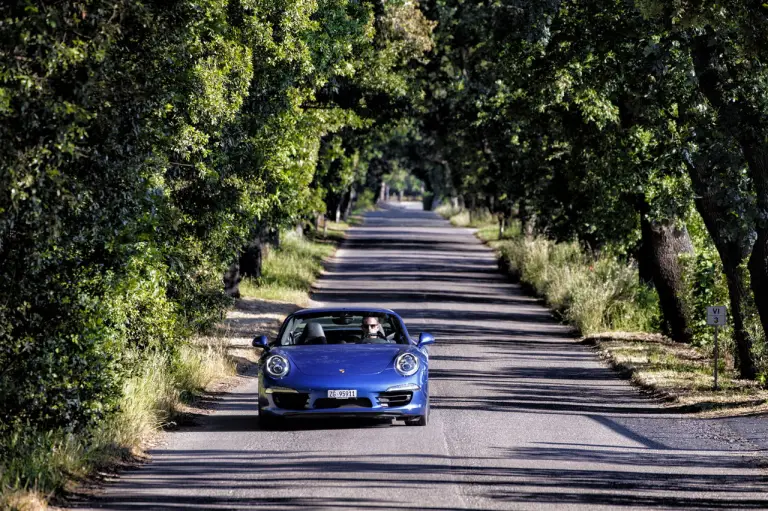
xmin=328 ymin=389 xmax=357 ymax=399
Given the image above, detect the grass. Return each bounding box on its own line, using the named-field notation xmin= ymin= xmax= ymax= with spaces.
xmin=434 ymin=204 xmax=495 ymax=227
xmin=1 ymin=339 xmax=236 ymax=511
xmin=239 ymin=225 xmax=346 ymax=305
xmin=492 ymin=235 xmax=660 ymax=335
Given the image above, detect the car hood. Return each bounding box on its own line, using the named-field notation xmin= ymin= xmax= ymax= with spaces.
xmin=278 ymin=345 xmax=405 ymax=376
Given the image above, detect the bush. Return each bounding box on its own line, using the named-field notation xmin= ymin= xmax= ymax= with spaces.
xmin=0 ymin=341 xmax=234 ymax=502
xmin=498 ymin=237 xmax=660 ymax=335
xmin=355 ymin=189 xmax=377 ymax=213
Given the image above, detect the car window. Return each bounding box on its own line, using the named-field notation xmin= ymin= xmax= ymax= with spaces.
xmin=277 ymin=313 xmax=404 ymax=345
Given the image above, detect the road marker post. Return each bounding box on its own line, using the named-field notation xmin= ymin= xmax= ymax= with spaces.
xmin=706 ymin=306 xmax=727 ymax=390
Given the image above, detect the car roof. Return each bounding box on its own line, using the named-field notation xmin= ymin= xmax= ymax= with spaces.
xmin=291 ymin=307 xmax=398 ymax=317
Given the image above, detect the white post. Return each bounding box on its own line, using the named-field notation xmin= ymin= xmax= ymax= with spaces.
xmin=713 ymin=325 xmax=719 ymax=391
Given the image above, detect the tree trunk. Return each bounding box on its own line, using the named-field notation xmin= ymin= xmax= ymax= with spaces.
xmin=639 ymin=213 xmax=695 ymax=344
xmin=743 ymin=148 xmax=768 ymax=363
xmin=519 ymin=199 xmax=537 ymax=239
xmin=267 ymin=228 xmax=280 ymax=249
xmin=239 ymin=239 xmax=264 ymax=279
xmin=498 ymin=214 xmax=505 ymax=239
xmin=223 ymin=260 xmax=241 ymax=298
xmin=686 ymin=159 xmax=757 ymax=379
xmin=635 ymin=238 xmax=655 ymax=286
xmin=342 ymin=188 xmax=356 ymax=220
xmin=691 ymin=31 xmax=768 ymax=366
xmin=726 ymin=262 xmax=758 ymax=379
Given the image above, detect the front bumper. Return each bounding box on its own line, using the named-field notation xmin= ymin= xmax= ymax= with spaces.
xmin=259 ymin=374 xmax=428 ymax=419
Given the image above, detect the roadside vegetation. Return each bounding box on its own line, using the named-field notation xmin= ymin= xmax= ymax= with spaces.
xmin=0 ymin=340 xmax=236 ymax=510
xmin=440 ymin=204 xmax=768 ymax=413
xmin=1 ymin=0 xmax=423 ymax=507
xmin=413 ymin=0 xmax=768 ymax=418
xmin=239 ymin=228 xmax=343 ymax=306
xmin=587 ymin=333 xmax=768 ymax=415
xmin=0 ymin=221 xmax=346 ymax=509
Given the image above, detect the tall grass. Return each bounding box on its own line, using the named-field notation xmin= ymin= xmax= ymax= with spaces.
xmin=95 ymin=342 xmax=234 ymax=452
xmin=498 ymin=237 xmax=660 ymax=335
xmin=476 ymin=220 xmax=522 ymax=242
xmin=448 ymin=209 xmax=494 ymax=227
xmin=240 ymin=231 xmax=336 ymax=304
xmin=1 ymin=341 xmax=235 ymax=509
xmin=434 ymin=203 xmax=463 ymax=219
xmin=435 ymin=204 xmax=495 ymax=227
xmin=437 ymin=205 xmax=658 ymax=335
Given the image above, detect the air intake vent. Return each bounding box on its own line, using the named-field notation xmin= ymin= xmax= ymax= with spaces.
xmin=273 ymin=393 xmax=309 ymax=410
xmin=377 ymin=391 xmax=413 ymax=407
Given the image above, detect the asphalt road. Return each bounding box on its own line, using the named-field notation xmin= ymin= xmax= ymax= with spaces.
xmin=79 ymin=202 xmax=768 ymax=510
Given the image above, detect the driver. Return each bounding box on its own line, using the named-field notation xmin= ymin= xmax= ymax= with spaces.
xmin=361 ymin=316 xmax=385 ymax=340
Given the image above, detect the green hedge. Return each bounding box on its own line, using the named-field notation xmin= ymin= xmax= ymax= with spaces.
xmin=0 ymin=0 xmax=402 ymax=495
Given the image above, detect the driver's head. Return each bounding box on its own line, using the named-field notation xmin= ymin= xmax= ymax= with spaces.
xmin=361 ymin=316 xmax=381 ymax=338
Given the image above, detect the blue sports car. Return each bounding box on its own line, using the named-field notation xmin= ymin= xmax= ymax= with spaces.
xmin=252 ymin=307 xmax=434 ymax=428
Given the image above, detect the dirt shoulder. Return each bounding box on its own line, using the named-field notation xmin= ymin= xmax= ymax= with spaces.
xmin=583 ymin=332 xmax=768 ymax=417
xmin=214 ymin=297 xmax=299 ymax=369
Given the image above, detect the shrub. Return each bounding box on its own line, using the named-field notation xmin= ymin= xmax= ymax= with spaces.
xmin=498 ymin=237 xmax=660 ymax=335
xmin=0 ymin=340 xmax=235 ymax=501
xmin=355 ymin=189 xmax=377 ymax=212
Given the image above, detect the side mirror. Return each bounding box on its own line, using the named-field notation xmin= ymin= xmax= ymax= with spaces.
xmin=252 ymin=335 xmax=269 ymax=348
xmin=418 ymin=332 xmax=435 ymax=347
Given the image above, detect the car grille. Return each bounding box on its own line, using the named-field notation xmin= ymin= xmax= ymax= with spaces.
xmin=313 ymin=398 xmax=373 ymax=409
xmin=377 ymin=391 xmax=413 ymax=407
xmin=273 ymin=393 xmax=309 ymax=410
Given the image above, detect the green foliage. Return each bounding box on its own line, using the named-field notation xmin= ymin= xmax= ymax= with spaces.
xmin=498 ymin=237 xmax=661 ymax=335
xmin=354 ymin=189 xmax=377 ymax=213
xmin=0 ymin=0 xmax=434 ymax=499
xmin=239 ymin=232 xmax=337 ymax=305
xmin=408 ymin=0 xmax=768 ymax=377
xmin=679 ymin=228 xmax=731 ymax=349
xmin=0 ymin=429 xmax=85 ymax=497
xmin=0 ymin=341 xmax=233 ymax=499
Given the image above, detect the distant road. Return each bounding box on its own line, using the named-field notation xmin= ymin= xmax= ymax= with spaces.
xmin=79 ymin=202 xmax=768 ymax=510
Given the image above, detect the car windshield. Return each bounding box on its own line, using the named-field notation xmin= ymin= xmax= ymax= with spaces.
xmin=277 ymin=312 xmax=407 ymax=346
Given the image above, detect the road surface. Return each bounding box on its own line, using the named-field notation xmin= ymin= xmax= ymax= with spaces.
xmin=79 ymin=202 xmax=768 ymax=510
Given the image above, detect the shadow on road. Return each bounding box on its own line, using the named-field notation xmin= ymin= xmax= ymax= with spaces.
xmin=75 ymin=447 xmax=768 ymax=509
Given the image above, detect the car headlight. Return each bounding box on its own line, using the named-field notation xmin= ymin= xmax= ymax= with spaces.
xmin=395 ymin=353 xmax=419 ymax=376
xmin=265 ymin=355 xmax=290 ymax=378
